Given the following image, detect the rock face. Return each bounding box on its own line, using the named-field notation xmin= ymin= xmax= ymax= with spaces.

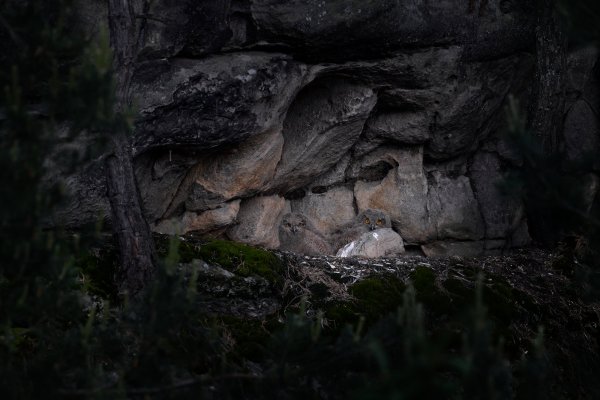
xmin=427 ymin=173 xmax=485 ymax=241
xmin=563 ymin=100 xmax=600 ymax=166
xmin=153 ymin=200 xmax=241 ymax=236
xmin=290 ymin=187 xmax=356 ymax=236
xmin=250 ymin=0 xmax=535 ymax=60
xmin=60 ymin=2 xmax=600 ymax=256
xmin=132 ymin=53 xmax=309 ymax=153
xmin=227 ymin=195 xmax=289 ymax=249
xmin=354 ymin=147 xmax=431 ymax=243
xmin=470 ymin=152 xmax=531 ymax=246
xmin=364 ymin=112 xmax=431 ymax=146
xmin=270 ymin=78 xmax=377 ymax=192
xmin=177 ymin=129 xmax=284 ymax=215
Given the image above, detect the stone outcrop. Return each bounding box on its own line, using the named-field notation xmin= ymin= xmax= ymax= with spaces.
xmin=177 ymin=128 xmax=284 ymax=215
xmin=426 ymin=172 xmax=485 ymax=241
xmin=354 ymin=147 xmax=431 ymax=243
xmin=290 ymin=187 xmax=355 ymax=236
xmin=132 ymin=53 xmax=309 ymax=153
xmin=270 ymin=78 xmax=377 ymax=192
xmin=363 ymin=112 xmax=431 ymax=146
xmin=250 ymin=0 xmax=535 ymax=61
xmin=563 ymin=100 xmax=600 ymax=166
xmin=227 ymin=195 xmax=289 ymax=249
xmin=57 ymin=1 xmax=600 ymax=256
xmin=470 ymin=151 xmax=531 ymax=246
xmin=153 ymin=200 xmax=241 ymax=235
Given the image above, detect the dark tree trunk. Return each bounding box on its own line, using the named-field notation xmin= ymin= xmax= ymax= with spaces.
xmin=528 ymin=0 xmax=567 ymax=154
xmin=527 ymin=0 xmax=568 ymax=244
xmin=106 ymin=0 xmax=156 ymax=297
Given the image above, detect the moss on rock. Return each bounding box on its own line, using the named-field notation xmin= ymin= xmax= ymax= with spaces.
xmin=410 ymin=266 xmax=452 ymax=314
xmin=197 ymin=239 xmax=284 ymax=286
xmin=324 ymin=301 xmax=360 ymax=330
xmin=407 ymin=264 xmax=525 ymax=331
xmin=155 ymin=234 xmax=284 ymax=285
xmin=323 ymin=274 xmax=407 ymax=329
xmin=154 ymin=234 xmax=203 ymax=263
xmin=350 ymin=275 xmax=407 ymax=317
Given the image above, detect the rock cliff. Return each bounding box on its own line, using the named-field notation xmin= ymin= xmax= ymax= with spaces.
xmin=65 ymin=0 xmax=600 ymax=256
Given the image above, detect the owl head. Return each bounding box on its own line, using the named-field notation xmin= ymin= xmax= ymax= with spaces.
xmin=358 ymin=209 xmax=391 ymax=231
xmin=280 ymin=213 xmax=310 ymax=235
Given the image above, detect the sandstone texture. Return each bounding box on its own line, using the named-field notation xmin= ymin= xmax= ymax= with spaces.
xmin=227 ymin=195 xmax=289 ymax=249
xmin=58 ymin=1 xmax=600 ymax=256
xmin=290 ymin=187 xmax=356 ymax=236
xmin=153 ymin=200 xmax=241 ymax=236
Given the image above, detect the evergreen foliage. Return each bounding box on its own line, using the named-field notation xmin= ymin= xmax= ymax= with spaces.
xmin=0 ymin=0 xmax=115 ymax=397
xmin=495 ymin=0 xmax=600 ymax=302
xmin=504 ymin=95 xmax=600 ymax=299
xmin=557 ymin=0 xmax=600 ymax=44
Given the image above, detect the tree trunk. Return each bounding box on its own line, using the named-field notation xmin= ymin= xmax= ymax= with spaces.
xmin=525 ymin=0 xmax=568 ymax=245
xmin=106 ymin=0 xmax=156 ymax=297
xmin=528 ymin=0 xmax=567 ymax=155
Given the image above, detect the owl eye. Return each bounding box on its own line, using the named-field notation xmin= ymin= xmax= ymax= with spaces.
xmin=285 ymin=223 xmax=291 ymax=228
xmin=364 ymin=218 xmax=370 ymax=225
xmin=299 ymin=221 xmax=305 ymax=227
xmin=376 ymin=219 xmax=382 ymax=225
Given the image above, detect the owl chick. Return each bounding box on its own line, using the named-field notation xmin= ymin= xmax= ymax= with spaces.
xmin=278 ymin=213 xmax=333 ymax=256
xmin=329 ymin=209 xmax=392 ymax=252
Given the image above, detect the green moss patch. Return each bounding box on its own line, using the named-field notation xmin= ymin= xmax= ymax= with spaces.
xmin=322 ymin=266 xmax=526 ymax=335
xmin=154 ymin=234 xmax=203 ymax=263
xmin=350 ymin=275 xmax=407 ymax=316
xmin=197 ymin=239 xmax=284 ymax=286
xmin=410 ymin=266 xmax=452 ymax=313
xmin=155 ymin=235 xmax=284 ymax=286
xmin=410 ymin=266 xmax=436 ymax=289
xmin=324 ymin=301 xmax=359 ymax=329
xmin=324 ymin=275 xmax=406 ymax=326
xmin=409 ymin=265 xmax=522 ymax=329
xmin=449 ymin=267 xmax=518 ymax=326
